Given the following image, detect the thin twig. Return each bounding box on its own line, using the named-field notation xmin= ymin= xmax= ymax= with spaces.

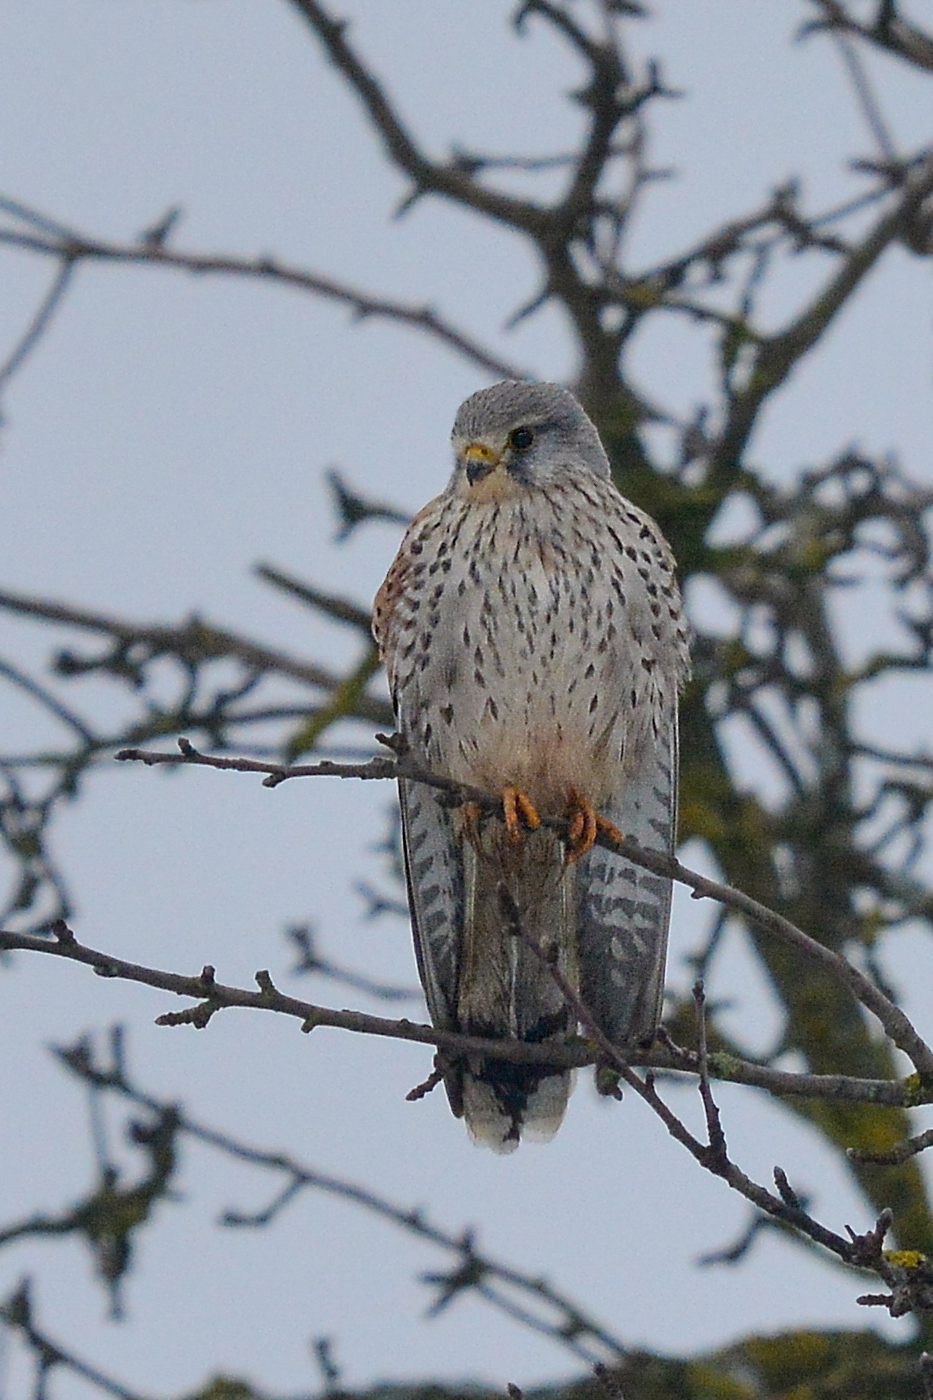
xmin=0 ymin=258 xmax=75 ymax=395
xmin=497 ymin=884 xmax=904 ymax=1287
xmin=51 ymin=1035 xmax=630 ymax=1365
xmin=0 ymin=1282 xmax=151 ymax=1400
xmin=849 ymin=1128 xmax=933 ymax=1167
xmin=0 ymin=224 xmax=527 ymax=381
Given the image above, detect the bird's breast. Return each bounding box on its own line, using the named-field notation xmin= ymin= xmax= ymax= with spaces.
xmin=386 ymin=483 xmax=685 ymax=816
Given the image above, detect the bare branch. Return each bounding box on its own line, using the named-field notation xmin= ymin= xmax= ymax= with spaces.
xmin=324 ymin=467 xmax=412 ymax=541
xmin=0 ymin=258 xmax=75 ymax=400
xmin=113 ymin=738 xmax=933 ymax=1081
xmin=849 ymin=1128 xmax=933 ymax=1167
xmin=1 ymin=1281 xmax=151 ymax=1400
xmin=804 ymin=0 xmax=933 ymax=75
xmin=0 ymin=587 xmax=376 ymax=702
xmin=0 ymin=913 xmax=917 ymax=1107
xmin=712 ymin=152 xmax=933 ymax=476
xmin=0 ymin=219 xmax=527 ymax=381
xmin=830 ymin=26 xmax=899 ymax=162
xmin=52 ymin=1031 xmax=630 ymax=1364
xmin=255 ymin=563 xmax=375 ymax=633
xmin=498 ymin=884 xmax=914 ymax=1298
xmin=285 ymin=1 xmax=548 ymax=235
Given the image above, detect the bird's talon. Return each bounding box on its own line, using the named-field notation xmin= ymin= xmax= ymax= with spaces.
xmin=595 ymin=813 xmax=625 ymax=847
xmin=502 ymin=785 xmax=540 ymax=841
xmin=564 ymin=791 xmax=599 ymax=863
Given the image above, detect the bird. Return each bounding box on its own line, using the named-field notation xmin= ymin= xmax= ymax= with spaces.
xmin=372 ymin=380 xmax=691 ymax=1152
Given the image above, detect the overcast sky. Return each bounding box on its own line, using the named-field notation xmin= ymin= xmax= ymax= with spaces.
xmin=2 ymin=2 xmax=933 ymax=1395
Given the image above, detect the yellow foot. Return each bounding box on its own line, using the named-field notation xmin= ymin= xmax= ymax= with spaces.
xmin=502 ymin=785 xmax=541 ymax=842
xmin=564 ymin=791 xmax=624 ymax=863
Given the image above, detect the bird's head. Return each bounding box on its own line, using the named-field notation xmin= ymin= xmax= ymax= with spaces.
xmin=449 ymin=380 xmax=611 ymax=502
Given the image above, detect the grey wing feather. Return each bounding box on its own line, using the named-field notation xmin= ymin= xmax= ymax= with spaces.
xmin=578 ymin=705 xmax=679 ymax=1046
xmin=398 ymin=778 xmax=463 ymax=1031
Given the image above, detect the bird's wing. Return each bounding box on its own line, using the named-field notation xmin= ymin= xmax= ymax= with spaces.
xmin=398 ymin=777 xmax=464 ymax=1033
xmin=577 ymin=703 xmax=679 ymax=1046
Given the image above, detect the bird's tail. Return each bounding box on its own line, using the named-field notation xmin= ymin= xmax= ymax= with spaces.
xmin=453 ymin=824 xmax=578 ymax=1152
xmin=458 ymin=1060 xmax=573 ymax=1154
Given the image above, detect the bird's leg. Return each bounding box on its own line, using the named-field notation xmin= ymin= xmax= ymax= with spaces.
xmin=564 ymin=789 xmax=624 ymax=863
xmin=502 ymin=784 xmax=541 ymax=842
xmin=461 ymin=801 xmax=485 ymax=851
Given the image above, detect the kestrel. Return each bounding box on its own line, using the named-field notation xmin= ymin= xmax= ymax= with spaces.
xmin=373 ymin=381 xmax=690 ymax=1152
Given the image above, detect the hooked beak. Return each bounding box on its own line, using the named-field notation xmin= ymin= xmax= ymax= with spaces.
xmin=463 ymin=441 xmax=501 ymax=485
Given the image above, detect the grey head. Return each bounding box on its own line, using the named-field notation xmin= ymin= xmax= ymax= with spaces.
xmin=449 ymin=381 xmax=611 ymax=493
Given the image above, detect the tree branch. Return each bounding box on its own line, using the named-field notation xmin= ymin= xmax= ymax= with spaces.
xmin=285 ymin=1 xmax=549 ymax=235
xmin=712 ymin=151 xmax=933 ymax=477
xmin=112 ymin=738 xmax=933 ymax=1083
xmin=804 ymin=0 xmax=933 ymax=75
xmin=50 ymin=1031 xmax=631 ymax=1366
xmin=0 ymin=914 xmax=916 ymax=1107
xmin=497 ymin=884 xmax=917 ymax=1311
xmin=0 ymin=217 xmax=527 ymax=381
xmin=0 ymin=257 xmax=75 ymax=399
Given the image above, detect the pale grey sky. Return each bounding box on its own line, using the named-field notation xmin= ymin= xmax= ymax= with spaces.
xmin=1 ymin=2 xmax=932 ymax=1394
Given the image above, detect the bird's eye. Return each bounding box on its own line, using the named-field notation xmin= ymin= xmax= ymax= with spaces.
xmin=508 ymin=426 xmax=535 ymax=451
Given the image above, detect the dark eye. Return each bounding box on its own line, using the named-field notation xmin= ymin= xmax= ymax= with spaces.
xmin=508 ymin=426 xmax=534 ymax=451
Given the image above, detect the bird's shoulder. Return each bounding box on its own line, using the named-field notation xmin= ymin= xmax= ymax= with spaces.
xmin=372 ymin=493 xmax=449 ymax=656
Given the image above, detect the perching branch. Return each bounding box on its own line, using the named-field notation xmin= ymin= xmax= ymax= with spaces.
xmin=111 ymin=737 xmax=933 ymax=1084
xmin=0 ymin=736 xmax=930 ymax=1120
xmin=0 ymin=913 xmax=920 ymax=1110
